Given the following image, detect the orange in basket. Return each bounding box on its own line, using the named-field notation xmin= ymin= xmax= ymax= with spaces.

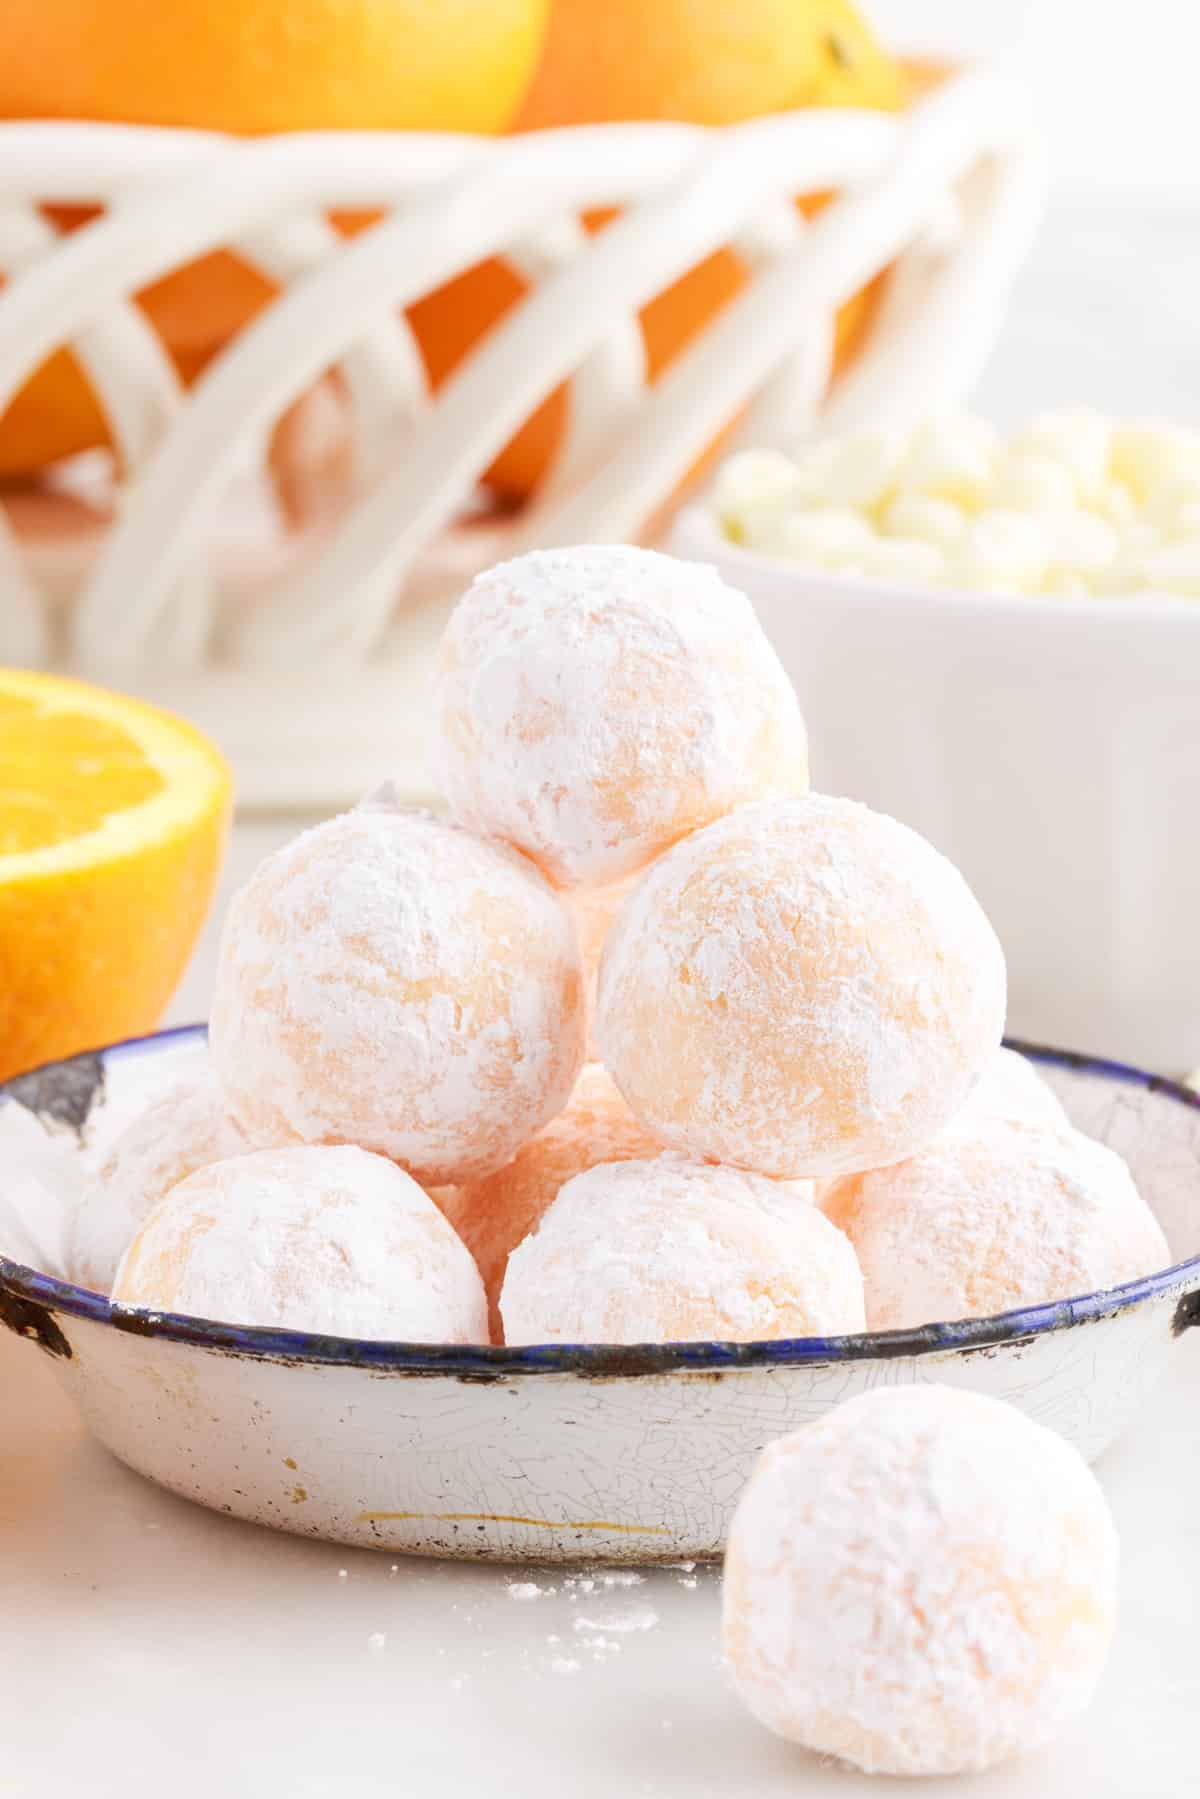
xmin=0 ymin=670 xmax=231 ymax=1082
xmin=412 ymin=0 xmax=909 ymax=499
xmin=0 ymin=0 xmax=550 ymax=479
xmin=0 ymin=0 xmax=912 ymax=501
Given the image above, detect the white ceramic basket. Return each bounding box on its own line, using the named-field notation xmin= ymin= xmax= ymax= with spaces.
xmin=0 ymin=69 xmax=1041 ymax=806
xmin=1 ymin=1027 xmax=1197 ymax=1562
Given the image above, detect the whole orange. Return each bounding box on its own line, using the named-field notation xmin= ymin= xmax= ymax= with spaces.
xmin=410 ymin=0 xmax=907 ymax=500
xmin=516 ymin=0 xmax=904 ymax=128
xmin=0 ymin=0 xmax=549 ymax=478
xmin=2 ymin=0 xmax=548 ymax=133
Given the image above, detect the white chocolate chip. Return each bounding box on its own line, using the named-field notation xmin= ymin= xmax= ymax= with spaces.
xmin=1045 ymin=509 xmax=1119 ymax=576
xmin=956 ymin=510 xmax=1048 ymax=593
xmin=879 ymin=494 xmax=967 ymax=554
xmin=1111 ymin=422 xmax=1200 ymax=500
xmin=1011 ymin=409 xmax=1111 ymax=501
xmin=899 ymin=415 xmax=998 ymax=511
xmin=712 ymin=450 xmax=805 ymax=530
xmin=1143 ymin=474 xmax=1200 ymax=537
xmin=990 ymin=452 xmax=1075 ymax=516
xmin=817 ymin=429 xmax=907 ymax=510
xmin=1138 ymin=541 xmax=1200 ymax=597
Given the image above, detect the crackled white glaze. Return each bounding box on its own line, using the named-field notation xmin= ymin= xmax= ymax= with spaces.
xmin=1 ymin=1033 xmax=1197 ymax=1562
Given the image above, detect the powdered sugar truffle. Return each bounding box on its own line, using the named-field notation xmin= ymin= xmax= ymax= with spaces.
xmin=822 ymin=1119 xmax=1170 ymax=1330
xmin=69 ymin=1066 xmax=245 ymax=1294
xmin=500 ymin=1154 xmax=861 ymax=1345
xmin=440 ymin=1064 xmax=662 ymax=1341
xmin=209 ymin=809 xmax=585 ymax=1187
xmin=598 ymin=795 xmax=1006 ymax=1179
xmin=431 ymin=545 xmax=809 ymax=887
xmin=113 ymin=1145 xmax=489 ymax=1341
xmin=950 ymin=1046 xmax=1068 ymax=1134
xmin=723 ymin=1384 xmax=1118 ymax=1776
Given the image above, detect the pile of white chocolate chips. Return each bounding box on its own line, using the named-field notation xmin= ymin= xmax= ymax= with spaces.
xmin=713 ymin=411 xmax=1200 ymax=596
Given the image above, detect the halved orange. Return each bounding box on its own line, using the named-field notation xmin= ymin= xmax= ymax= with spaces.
xmin=0 ymin=670 xmax=232 ymax=1081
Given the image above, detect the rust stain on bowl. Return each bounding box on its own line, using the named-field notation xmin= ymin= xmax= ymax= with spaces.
xmin=0 ymin=1285 xmax=72 ymax=1360
xmin=356 ymin=1508 xmax=671 ymax=1536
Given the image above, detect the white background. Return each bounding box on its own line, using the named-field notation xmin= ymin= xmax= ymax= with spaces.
xmin=870 ymin=0 xmax=1197 ymax=196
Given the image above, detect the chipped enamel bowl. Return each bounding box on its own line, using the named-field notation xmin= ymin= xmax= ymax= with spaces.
xmin=2 ymin=1026 xmax=1198 ymax=1563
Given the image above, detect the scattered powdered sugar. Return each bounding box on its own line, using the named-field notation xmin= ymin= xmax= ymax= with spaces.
xmin=823 ymin=1117 xmax=1169 ymax=1331
xmin=597 ymin=794 xmax=1006 ymax=1179
xmin=550 ymin=1657 xmax=581 ymax=1676
xmin=208 ymin=808 xmax=585 ymax=1188
xmin=430 ymin=545 xmax=808 ymax=887
xmin=500 ymin=1153 xmax=863 ymax=1346
xmin=572 ymin=1608 xmax=659 ymax=1635
xmin=506 ymin=1581 xmax=545 ymax=1602
xmin=111 ymin=1144 xmax=489 ymax=1341
xmin=722 ymin=1385 xmax=1119 ymax=1777
xmin=367 ymin=1633 xmax=387 ymax=1653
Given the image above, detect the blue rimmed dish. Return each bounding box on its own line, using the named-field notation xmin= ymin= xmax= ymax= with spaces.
xmin=2 ymin=1026 xmax=1198 ymax=1561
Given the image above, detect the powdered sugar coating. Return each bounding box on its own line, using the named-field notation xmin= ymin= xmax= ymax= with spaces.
xmin=500 ymin=1153 xmax=860 ymax=1346
xmin=69 ymin=1064 xmax=246 ymax=1295
xmin=950 ymin=1046 xmax=1068 ymax=1134
xmin=113 ymin=1145 xmax=489 ymax=1342
xmin=822 ymin=1119 xmax=1170 ymax=1330
xmin=597 ymin=795 xmax=1007 ymax=1179
xmin=431 ymin=545 xmax=809 ymax=887
xmin=444 ymin=1065 xmax=817 ymax=1341
xmin=209 ymin=809 xmax=585 ymax=1187
xmin=723 ymin=1384 xmax=1118 ymax=1776
xmin=439 ymin=1064 xmax=662 ymax=1342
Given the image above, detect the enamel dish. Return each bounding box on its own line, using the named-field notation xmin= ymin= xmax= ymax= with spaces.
xmin=2 ymin=1026 xmax=1197 ymax=1562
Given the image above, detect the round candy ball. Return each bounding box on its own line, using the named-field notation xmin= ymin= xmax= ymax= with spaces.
xmin=438 ymin=1064 xmax=662 ymax=1341
xmin=951 ymin=1046 xmax=1067 ymax=1134
xmin=113 ymin=1145 xmax=489 ymax=1341
xmin=597 ymin=795 xmax=1006 ymax=1179
xmin=69 ymin=1064 xmax=244 ymax=1294
xmin=723 ymin=1384 xmax=1118 ymax=1777
xmin=822 ymin=1119 xmax=1169 ymax=1331
xmin=431 ymin=545 xmax=809 ymax=887
xmin=499 ymin=1153 xmax=860 ymax=1345
xmin=209 ymin=808 xmax=586 ymax=1187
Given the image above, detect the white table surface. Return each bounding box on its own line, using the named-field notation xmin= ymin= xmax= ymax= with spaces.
xmin=2 ymin=817 xmax=1198 ymax=1797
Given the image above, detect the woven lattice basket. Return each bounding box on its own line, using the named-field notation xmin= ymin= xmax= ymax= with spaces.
xmin=0 ymin=68 xmax=1040 ymax=806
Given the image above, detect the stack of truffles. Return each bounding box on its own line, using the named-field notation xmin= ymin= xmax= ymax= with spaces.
xmin=70 ymin=545 xmax=1169 ymax=1344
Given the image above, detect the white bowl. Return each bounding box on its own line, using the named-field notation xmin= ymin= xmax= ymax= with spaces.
xmin=2 ymin=1027 xmax=1198 ymax=1562
xmin=672 ymin=506 xmax=1200 ymax=1074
